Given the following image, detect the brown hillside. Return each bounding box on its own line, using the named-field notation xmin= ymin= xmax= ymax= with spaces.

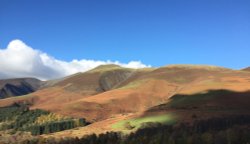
xmin=1 ymin=64 xmax=250 ymax=138
xmin=242 ymin=67 xmax=250 ymax=71
xmin=53 ymin=64 xmax=135 ymax=95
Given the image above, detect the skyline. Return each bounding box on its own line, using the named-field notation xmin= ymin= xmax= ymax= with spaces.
xmin=0 ymin=39 xmax=150 ymax=80
xmin=0 ymin=0 xmax=250 ymax=79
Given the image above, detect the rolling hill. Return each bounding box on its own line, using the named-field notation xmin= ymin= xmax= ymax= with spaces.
xmin=1 ymin=64 xmax=250 ymax=141
xmin=242 ymin=67 xmax=250 ymax=71
xmin=0 ymin=78 xmax=42 ymax=99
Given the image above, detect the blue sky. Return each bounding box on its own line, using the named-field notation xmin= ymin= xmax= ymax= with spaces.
xmin=0 ymin=0 xmax=250 ymax=69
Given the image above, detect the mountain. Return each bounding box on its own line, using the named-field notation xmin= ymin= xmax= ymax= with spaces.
xmin=242 ymin=67 xmax=250 ymax=71
xmin=1 ymin=64 xmax=250 ymax=141
xmin=0 ymin=78 xmax=42 ymax=99
xmin=55 ymin=64 xmax=135 ymax=94
xmin=1 ymin=65 xmax=250 ymax=117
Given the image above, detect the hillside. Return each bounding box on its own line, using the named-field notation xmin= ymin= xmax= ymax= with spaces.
xmin=54 ymin=64 xmax=135 ymax=95
xmin=1 ymin=64 xmax=250 ymax=142
xmin=0 ymin=78 xmax=42 ymax=99
xmin=242 ymin=67 xmax=250 ymax=71
xmin=1 ymin=65 xmax=250 ymax=116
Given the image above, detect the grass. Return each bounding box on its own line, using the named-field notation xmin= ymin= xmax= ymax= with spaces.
xmin=112 ymin=114 xmax=176 ymax=131
xmin=119 ymin=79 xmax=150 ymax=90
xmin=11 ymin=94 xmax=32 ymax=100
xmin=172 ymin=77 xmax=189 ymax=83
xmin=168 ymin=92 xmax=216 ymax=108
xmin=165 ymin=64 xmax=228 ymax=70
xmin=87 ymin=64 xmax=132 ymax=73
xmin=136 ymin=68 xmax=156 ymax=72
xmin=167 ymin=89 xmax=234 ymax=108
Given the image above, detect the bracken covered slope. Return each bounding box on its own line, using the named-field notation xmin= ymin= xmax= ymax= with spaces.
xmin=1 ymin=64 xmax=250 ymax=138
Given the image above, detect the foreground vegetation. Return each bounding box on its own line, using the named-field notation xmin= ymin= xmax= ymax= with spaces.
xmin=17 ymin=114 xmax=250 ymax=144
xmin=0 ymin=103 xmax=88 ymax=136
xmin=112 ymin=114 xmax=176 ymax=131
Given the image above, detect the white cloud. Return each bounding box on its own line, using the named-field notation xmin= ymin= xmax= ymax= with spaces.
xmin=0 ymin=40 xmax=150 ymax=80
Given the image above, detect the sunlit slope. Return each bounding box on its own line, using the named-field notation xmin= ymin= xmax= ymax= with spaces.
xmin=0 ymin=65 xmax=138 ymax=118
xmin=54 ymin=64 xmax=135 ymax=94
xmin=1 ymin=65 xmax=250 ymax=122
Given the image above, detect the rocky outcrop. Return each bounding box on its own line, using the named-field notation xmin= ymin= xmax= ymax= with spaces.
xmin=99 ymin=69 xmax=134 ymax=91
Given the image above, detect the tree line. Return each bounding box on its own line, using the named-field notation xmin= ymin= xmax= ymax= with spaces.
xmin=27 ymin=118 xmax=87 ymax=135
xmin=19 ymin=114 xmax=250 ymax=144
xmin=0 ymin=103 xmax=89 ymax=135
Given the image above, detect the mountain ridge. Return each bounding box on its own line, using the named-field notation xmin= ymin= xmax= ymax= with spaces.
xmin=1 ymin=64 xmax=250 ymax=141
xmin=242 ymin=67 xmax=250 ymax=71
xmin=0 ymin=78 xmax=42 ymax=99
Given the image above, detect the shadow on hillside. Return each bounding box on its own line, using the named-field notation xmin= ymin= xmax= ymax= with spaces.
xmin=147 ymin=89 xmax=250 ymax=112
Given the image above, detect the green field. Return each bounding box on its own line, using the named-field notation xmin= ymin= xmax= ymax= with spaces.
xmin=112 ymin=114 xmax=176 ymax=131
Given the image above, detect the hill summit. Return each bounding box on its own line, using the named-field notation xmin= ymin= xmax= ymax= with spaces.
xmin=1 ymin=64 xmax=250 ymax=142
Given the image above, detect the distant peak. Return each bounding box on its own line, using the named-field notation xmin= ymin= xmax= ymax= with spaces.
xmin=94 ymin=64 xmax=121 ymax=69
xmin=242 ymin=67 xmax=250 ymax=71
xmin=87 ymin=64 xmax=124 ymax=73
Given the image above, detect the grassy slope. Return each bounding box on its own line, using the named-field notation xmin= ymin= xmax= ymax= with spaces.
xmin=112 ymin=114 xmax=177 ymax=132
xmin=1 ymin=65 xmax=250 ymax=139
xmin=44 ymin=66 xmax=250 ymax=138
